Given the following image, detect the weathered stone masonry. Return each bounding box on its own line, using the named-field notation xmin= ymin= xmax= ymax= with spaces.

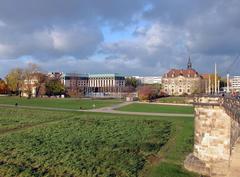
xmin=184 ymin=96 xmax=240 ymax=176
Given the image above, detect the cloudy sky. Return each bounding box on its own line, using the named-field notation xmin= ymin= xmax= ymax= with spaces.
xmin=0 ymin=0 xmax=240 ymax=78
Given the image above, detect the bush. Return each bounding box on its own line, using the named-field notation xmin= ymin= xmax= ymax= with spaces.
xmin=138 ymin=85 xmax=158 ymax=101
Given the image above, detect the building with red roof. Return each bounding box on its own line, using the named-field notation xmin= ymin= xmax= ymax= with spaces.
xmin=162 ymin=57 xmax=204 ymax=95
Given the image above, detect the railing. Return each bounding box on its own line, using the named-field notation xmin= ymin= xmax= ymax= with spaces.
xmin=193 ymin=94 xmax=240 ymax=122
xmin=222 ymin=96 xmax=240 ymax=122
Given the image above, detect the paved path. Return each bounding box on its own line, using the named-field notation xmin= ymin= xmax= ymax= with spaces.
xmin=227 ymin=138 xmax=240 ymax=177
xmin=136 ymin=101 xmax=193 ymax=107
xmin=0 ymin=103 xmax=194 ymax=117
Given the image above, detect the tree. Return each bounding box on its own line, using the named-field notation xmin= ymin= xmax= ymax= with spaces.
xmin=5 ymin=68 xmax=24 ymax=95
xmin=45 ymin=79 xmax=65 ymax=96
xmin=23 ymin=63 xmax=41 ymax=98
xmin=125 ymin=77 xmax=138 ymax=88
xmin=38 ymin=83 xmax=46 ymax=97
xmin=138 ymin=85 xmax=158 ymax=101
xmin=66 ymin=87 xmax=84 ymax=98
xmin=123 ymin=85 xmax=136 ymax=93
xmin=35 ymin=72 xmax=47 ymax=97
xmin=0 ymin=79 xmax=8 ymax=94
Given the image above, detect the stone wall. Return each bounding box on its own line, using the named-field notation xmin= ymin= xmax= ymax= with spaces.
xmin=194 ymin=105 xmax=231 ymax=162
xmin=231 ymin=119 xmax=240 ymax=153
xmin=184 ymin=96 xmax=240 ymax=176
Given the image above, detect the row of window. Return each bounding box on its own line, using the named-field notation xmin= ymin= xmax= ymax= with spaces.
xmin=165 ymin=89 xmax=191 ymax=93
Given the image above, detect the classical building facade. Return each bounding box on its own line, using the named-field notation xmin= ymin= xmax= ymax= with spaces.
xmin=88 ymin=74 xmax=125 ymax=93
xmin=63 ymin=73 xmax=125 ymax=96
xmin=162 ymin=58 xmax=204 ymax=96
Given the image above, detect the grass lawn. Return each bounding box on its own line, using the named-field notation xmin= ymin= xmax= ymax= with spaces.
xmin=158 ymin=97 xmax=189 ymax=104
xmin=117 ymin=103 xmax=194 ymax=114
xmin=0 ymin=96 xmax=122 ymax=110
xmin=0 ymin=107 xmax=197 ymax=177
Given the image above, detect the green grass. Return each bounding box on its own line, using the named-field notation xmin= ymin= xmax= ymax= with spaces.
xmin=0 ymin=96 xmax=121 ymax=109
xmin=0 ymin=108 xmax=76 ymax=134
xmin=148 ymin=162 xmax=196 ymax=177
xmin=0 ymin=107 xmax=196 ymax=177
xmin=117 ymin=103 xmax=194 ymax=114
xmin=158 ymin=97 xmax=189 ymax=104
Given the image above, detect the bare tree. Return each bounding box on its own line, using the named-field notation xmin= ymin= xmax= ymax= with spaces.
xmin=23 ymin=63 xmax=41 ymax=98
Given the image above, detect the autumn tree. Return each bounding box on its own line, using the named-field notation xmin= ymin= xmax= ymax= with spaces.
xmin=35 ymin=72 xmax=47 ymax=97
xmin=0 ymin=79 xmax=8 ymax=94
xmin=45 ymin=79 xmax=65 ymax=96
xmin=5 ymin=68 xmax=24 ymax=95
xmin=138 ymin=85 xmax=158 ymax=101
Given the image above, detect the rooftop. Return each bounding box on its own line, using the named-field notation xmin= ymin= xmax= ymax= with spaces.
xmin=164 ymin=68 xmax=200 ymax=78
xmin=88 ymin=73 xmax=124 ymax=78
xmin=64 ymin=73 xmax=125 ymax=78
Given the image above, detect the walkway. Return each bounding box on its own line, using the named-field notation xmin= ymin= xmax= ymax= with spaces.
xmin=0 ymin=102 xmax=194 ymax=118
xmin=228 ymin=138 xmax=240 ymax=177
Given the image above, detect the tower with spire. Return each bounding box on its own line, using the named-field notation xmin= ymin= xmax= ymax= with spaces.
xmin=187 ymin=56 xmax=192 ymax=69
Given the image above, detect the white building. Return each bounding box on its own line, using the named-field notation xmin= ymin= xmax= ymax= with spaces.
xmin=142 ymin=76 xmax=162 ymax=84
xmin=133 ymin=76 xmax=162 ymax=85
xmin=21 ymin=77 xmax=39 ymax=97
xmin=231 ymin=76 xmax=240 ymax=92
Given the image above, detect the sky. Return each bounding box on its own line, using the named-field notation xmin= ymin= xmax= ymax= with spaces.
xmin=0 ymin=0 xmax=240 ymax=78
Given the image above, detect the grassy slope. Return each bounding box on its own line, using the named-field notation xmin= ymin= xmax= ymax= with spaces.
xmin=0 ymin=108 xmax=196 ymax=177
xmin=147 ymin=115 xmax=196 ymax=177
xmin=0 ymin=96 xmax=121 ymax=109
xmin=117 ymin=103 xmax=194 ymax=114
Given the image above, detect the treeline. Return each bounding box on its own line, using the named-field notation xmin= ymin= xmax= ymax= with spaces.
xmin=125 ymin=77 xmax=166 ymax=101
xmin=0 ymin=63 xmax=64 ymax=98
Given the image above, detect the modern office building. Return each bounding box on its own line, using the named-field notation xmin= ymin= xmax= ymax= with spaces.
xmin=63 ymin=73 xmax=125 ymax=96
xmin=64 ymin=73 xmax=88 ymax=90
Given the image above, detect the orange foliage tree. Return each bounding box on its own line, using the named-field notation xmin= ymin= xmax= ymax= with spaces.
xmin=0 ymin=79 xmax=8 ymax=94
xmin=138 ymin=85 xmax=158 ymax=101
